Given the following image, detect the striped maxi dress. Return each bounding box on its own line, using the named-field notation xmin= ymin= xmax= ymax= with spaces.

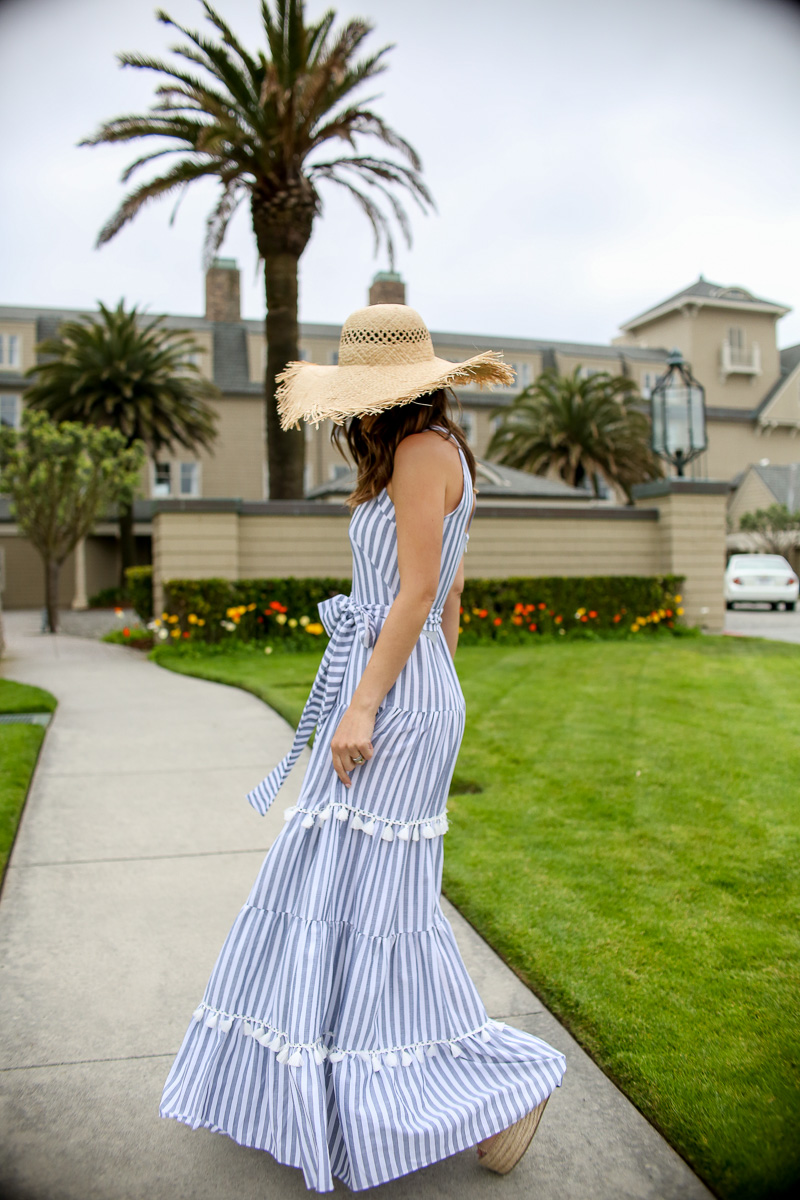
xmin=159 ymin=427 xmax=567 ymax=1192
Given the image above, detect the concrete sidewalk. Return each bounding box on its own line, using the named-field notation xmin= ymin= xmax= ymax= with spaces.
xmin=0 ymin=610 xmax=712 ymax=1200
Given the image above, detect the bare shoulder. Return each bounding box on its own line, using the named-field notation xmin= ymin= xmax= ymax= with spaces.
xmin=393 ymin=429 xmax=459 ymax=472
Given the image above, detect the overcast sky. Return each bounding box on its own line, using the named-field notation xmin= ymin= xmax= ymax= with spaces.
xmin=2 ymin=0 xmax=800 ymax=352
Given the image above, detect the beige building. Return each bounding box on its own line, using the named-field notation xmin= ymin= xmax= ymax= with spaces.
xmin=1 ymin=263 xmax=796 ymax=612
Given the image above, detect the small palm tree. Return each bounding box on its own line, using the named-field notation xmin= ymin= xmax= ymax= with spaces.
xmin=487 ymin=367 xmax=661 ymax=502
xmin=80 ymin=0 xmax=433 ymax=499
xmin=24 ymin=300 xmax=219 ymax=583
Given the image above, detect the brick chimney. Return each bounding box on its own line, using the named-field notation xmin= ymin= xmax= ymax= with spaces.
xmin=205 ymin=257 xmax=241 ymax=322
xmin=368 ymin=270 xmax=406 ymax=306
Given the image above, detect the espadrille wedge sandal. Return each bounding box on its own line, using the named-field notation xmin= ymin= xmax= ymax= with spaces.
xmin=476 ymin=1097 xmax=549 ymax=1175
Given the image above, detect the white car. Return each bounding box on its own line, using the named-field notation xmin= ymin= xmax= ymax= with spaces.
xmin=724 ymin=553 xmax=799 ymax=610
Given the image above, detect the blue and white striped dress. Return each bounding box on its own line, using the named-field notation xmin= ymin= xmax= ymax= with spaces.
xmin=160 ymin=427 xmax=567 ymax=1192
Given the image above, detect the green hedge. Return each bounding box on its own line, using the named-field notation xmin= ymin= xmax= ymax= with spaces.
xmin=155 ymin=574 xmax=686 ymax=647
xmin=124 ymin=565 xmax=154 ymax=623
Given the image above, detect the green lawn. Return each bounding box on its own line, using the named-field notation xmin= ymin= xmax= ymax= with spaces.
xmin=150 ymin=637 xmax=800 ymax=1200
xmin=0 ymin=679 xmax=57 ymax=879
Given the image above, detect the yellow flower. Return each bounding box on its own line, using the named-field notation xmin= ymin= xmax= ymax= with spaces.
xmin=288 ymin=618 xmax=298 ymax=628
xmin=677 ymin=606 xmax=684 ymax=615
xmin=463 ymin=613 xmax=471 ymax=623
xmin=472 ymin=607 xmax=481 ymax=615
xmin=576 ymin=607 xmax=586 ymax=617
xmin=631 ymin=624 xmax=640 ymax=632
xmin=299 ymin=615 xmax=310 ymax=627
xmin=306 ymin=622 xmax=324 ymax=635
xmin=161 ymin=611 xmax=169 ymax=620
xmin=169 ymin=614 xmax=180 ymax=624
xmin=197 ymin=618 xmax=205 ymax=626
xmin=247 ymin=603 xmax=257 ymax=611
xmin=458 ymin=625 xmax=464 ymax=634
xmin=275 ymin=613 xmax=288 ymax=625
xmin=170 ymin=628 xmax=180 ymax=638
xmin=188 ymin=613 xmax=197 ymax=624
xmin=675 ymin=594 xmax=682 ymax=603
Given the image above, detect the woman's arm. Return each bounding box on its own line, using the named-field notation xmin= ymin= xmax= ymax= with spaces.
xmin=329 ymin=432 xmax=456 ymax=786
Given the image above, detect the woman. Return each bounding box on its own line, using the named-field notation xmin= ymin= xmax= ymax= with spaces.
xmin=160 ymin=303 xmax=567 ymax=1192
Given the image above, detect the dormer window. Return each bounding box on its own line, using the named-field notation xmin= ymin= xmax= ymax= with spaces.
xmin=721 ymin=327 xmax=760 ymax=377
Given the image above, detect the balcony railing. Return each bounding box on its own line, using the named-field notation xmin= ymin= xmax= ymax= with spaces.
xmin=721 ymin=340 xmax=761 ymax=376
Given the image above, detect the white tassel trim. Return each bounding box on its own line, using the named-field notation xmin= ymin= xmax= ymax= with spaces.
xmin=191 ymin=1003 xmax=501 ymax=1068
xmin=284 ymin=802 xmax=449 ymax=843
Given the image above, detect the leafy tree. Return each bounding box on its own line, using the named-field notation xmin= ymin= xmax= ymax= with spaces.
xmin=738 ymin=503 xmax=800 ymax=556
xmin=487 ymin=366 xmax=662 ymax=502
xmin=80 ymin=0 xmax=433 ymax=499
xmin=0 ymin=411 xmax=146 ymax=633
xmin=24 ymin=300 xmax=219 ymax=583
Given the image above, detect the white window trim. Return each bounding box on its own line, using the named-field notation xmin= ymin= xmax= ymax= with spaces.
xmin=152 ymin=460 xmax=173 ymax=498
xmin=178 ymin=460 xmax=202 ymax=498
xmin=0 ymin=393 xmax=22 ymax=429
xmin=0 ymin=333 xmax=21 ymax=371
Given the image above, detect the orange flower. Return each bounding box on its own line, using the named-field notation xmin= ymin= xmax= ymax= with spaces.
xmin=513 ymin=602 xmax=524 ymax=614
xmin=528 ymin=622 xmax=537 ymax=632
xmin=478 ymin=609 xmax=488 ymax=619
xmin=613 ymin=614 xmax=621 ymax=623
xmin=589 ymin=610 xmax=597 ymax=619
xmin=493 ymin=617 xmax=502 ymax=626
xmin=459 ymin=605 xmax=464 ymax=614
xmin=580 ymin=615 xmax=588 ymax=622
xmin=554 ymin=615 xmax=563 ymax=624
xmin=269 ymin=600 xmax=288 ymax=613
xmin=666 ymin=609 xmax=673 ymax=617
xmin=511 ymin=615 xmax=523 ymax=625
xmin=538 ymin=602 xmax=546 ymax=610
xmin=123 ymin=627 xmax=130 ymax=637
xmin=524 ymin=604 xmax=535 ymax=614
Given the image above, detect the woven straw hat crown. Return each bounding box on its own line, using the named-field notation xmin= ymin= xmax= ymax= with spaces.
xmin=276 ymin=303 xmax=515 ymax=429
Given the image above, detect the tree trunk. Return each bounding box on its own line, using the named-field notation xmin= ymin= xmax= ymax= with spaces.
xmin=119 ymin=499 xmax=136 ymax=588
xmin=263 ymin=250 xmax=306 ymax=498
xmin=44 ymin=557 xmax=60 ymax=634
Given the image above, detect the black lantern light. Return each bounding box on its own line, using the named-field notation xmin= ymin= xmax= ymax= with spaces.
xmin=650 ymin=349 xmax=707 ymax=477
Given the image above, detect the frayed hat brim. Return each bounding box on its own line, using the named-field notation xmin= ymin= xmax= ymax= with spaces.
xmin=276 ymin=351 xmax=515 ymax=430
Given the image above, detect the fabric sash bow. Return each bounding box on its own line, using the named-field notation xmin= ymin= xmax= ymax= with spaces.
xmin=246 ymin=594 xmax=442 ymax=816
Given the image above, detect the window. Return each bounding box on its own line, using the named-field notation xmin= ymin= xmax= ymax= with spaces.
xmin=0 ymin=394 xmax=20 ymax=428
xmin=331 ymin=463 xmax=350 ymax=480
xmin=153 ymin=462 xmax=171 ymax=498
xmin=579 ymin=365 xmax=604 ymax=380
xmin=641 ymin=370 xmax=662 ymax=399
xmin=0 ymin=334 xmax=20 ymax=370
xmin=179 ymin=462 xmax=199 ymax=496
xmin=729 ymin=326 xmax=745 ymax=350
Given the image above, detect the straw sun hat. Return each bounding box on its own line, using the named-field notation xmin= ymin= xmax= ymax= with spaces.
xmin=276 ymin=303 xmax=516 ymax=430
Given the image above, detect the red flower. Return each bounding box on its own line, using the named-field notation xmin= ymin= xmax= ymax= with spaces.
xmin=580 ymin=615 xmax=588 ymax=622
xmin=514 ymin=602 xmax=524 ymax=614
xmin=122 ymin=627 xmax=130 ymax=637
xmin=528 ymin=622 xmax=537 ymax=632
xmin=613 ymin=614 xmax=621 ymax=623
xmin=182 ymin=630 xmax=190 ymax=639
xmin=269 ymin=601 xmax=288 ymax=613
xmin=459 ymin=605 xmax=464 ymax=614
xmin=478 ymin=609 xmax=488 ymax=619
xmin=257 ymin=616 xmax=263 ymax=623
xmin=666 ymin=609 xmax=673 ymax=617
xmin=511 ymin=615 xmax=523 ymax=626
xmin=524 ymin=604 xmax=535 ymax=614
xmin=538 ymin=602 xmax=546 ymax=610
xmin=589 ymin=610 xmax=597 ymax=619
xmin=493 ymin=617 xmax=502 ymax=626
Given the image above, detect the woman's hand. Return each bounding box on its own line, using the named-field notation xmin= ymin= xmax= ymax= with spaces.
xmin=331 ymin=702 xmax=376 ymax=787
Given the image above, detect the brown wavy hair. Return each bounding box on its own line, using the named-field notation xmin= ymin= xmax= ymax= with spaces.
xmin=332 ymin=388 xmax=477 ymax=510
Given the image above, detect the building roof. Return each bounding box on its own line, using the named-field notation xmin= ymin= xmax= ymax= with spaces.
xmin=620 ymin=275 xmax=791 ymax=331
xmin=307 ymin=458 xmax=592 ymax=503
xmin=746 ymin=462 xmax=800 ymax=510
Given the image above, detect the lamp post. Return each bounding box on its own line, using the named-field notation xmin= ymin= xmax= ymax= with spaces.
xmin=650 ymin=349 xmax=707 ymax=477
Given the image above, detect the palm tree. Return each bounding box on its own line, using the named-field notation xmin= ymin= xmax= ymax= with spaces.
xmin=487 ymin=367 xmax=662 ymax=502
xmin=79 ymin=0 xmax=433 ymax=499
xmin=24 ymin=300 xmax=219 ymax=583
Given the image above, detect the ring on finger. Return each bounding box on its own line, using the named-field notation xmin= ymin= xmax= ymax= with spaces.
xmin=351 ymin=753 xmax=365 ymax=765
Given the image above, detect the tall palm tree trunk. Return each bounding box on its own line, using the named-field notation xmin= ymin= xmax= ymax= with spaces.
xmin=264 ymin=250 xmax=306 ymax=498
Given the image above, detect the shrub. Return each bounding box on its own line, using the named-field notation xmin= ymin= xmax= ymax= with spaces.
xmin=124 ymin=565 xmax=154 ymax=623
xmin=88 ymin=585 xmax=129 ymax=608
xmin=154 ymin=574 xmax=686 ymax=649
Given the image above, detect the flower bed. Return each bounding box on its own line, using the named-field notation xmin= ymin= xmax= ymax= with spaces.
xmin=136 ymin=575 xmax=688 ymax=650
